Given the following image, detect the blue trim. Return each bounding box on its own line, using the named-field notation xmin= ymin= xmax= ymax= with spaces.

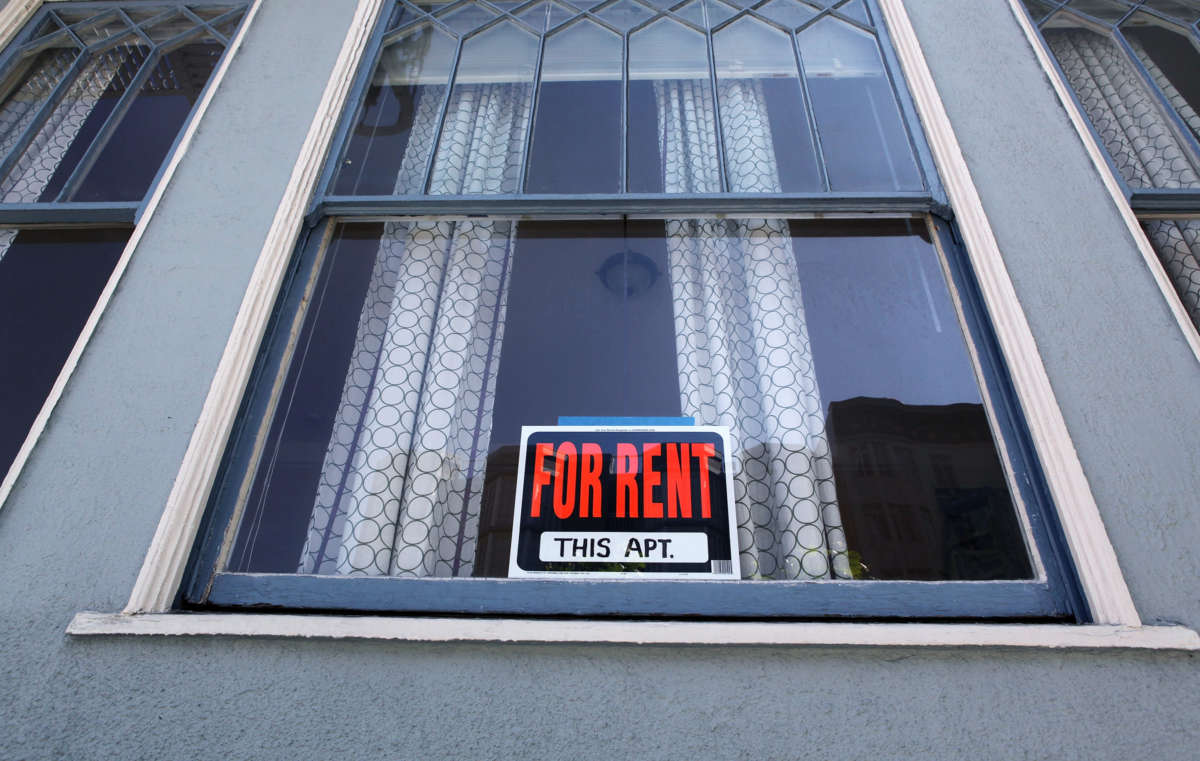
xmin=557 ymin=416 xmax=695 ymax=426
xmin=204 ymin=572 xmax=1071 ymax=619
xmin=182 ymin=220 xmax=333 ymax=604
xmin=930 ymin=217 xmax=1090 ymax=622
xmin=1129 ymin=188 xmax=1200 ymax=213
xmin=0 ymin=202 xmax=137 ymax=224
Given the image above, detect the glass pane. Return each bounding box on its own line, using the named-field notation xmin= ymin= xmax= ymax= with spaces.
xmin=0 ymin=227 xmax=129 ymax=479
xmin=797 ymin=17 xmax=923 ymax=191
xmin=428 ymin=21 xmax=539 ymax=194
xmin=0 ymin=46 xmax=78 ymax=161
xmin=1141 ymin=0 xmax=1200 ymax=24
xmin=1021 ymin=0 xmax=1060 ymax=23
xmin=67 ymin=11 xmax=130 ymax=45
xmin=758 ymin=0 xmax=820 ymax=29
xmin=230 ymin=218 xmax=1033 ymax=582
xmin=436 ymin=2 xmax=498 ymax=33
xmin=526 ymin=21 xmax=622 ymax=192
xmin=516 ymin=1 xmax=578 ymax=32
xmin=143 ymin=11 xmax=199 ymax=42
xmin=836 ymin=0 xmax=870 ymax=25
xmin=1043 ymin=22 xmax=1200 ymax=188
xmin=1122 ymin=16 xmax=1200 ymax=145
xmin=628 ymin=18 xmax=719 ymax=192
xmin=0 ymin=39 xmax=152 ymax=203
xmin=1066 ymin=0 xmax=1134 ymax=22
xmin=1141 ymin=219 xmax=1200 ymax=331
xmin=713 ymin=16 xmax=822 ymax=191
xmin=69 ymin=42 xmax=224 ymax=202
xmin=332 ymin=25 xmax=457 ymax=196
xmin=593 ymin=0 xmax=656 ymax=30
xmin=188 ymin=5 xmax=241 ymax=22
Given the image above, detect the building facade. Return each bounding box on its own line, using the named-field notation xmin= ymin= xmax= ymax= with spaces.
xmin=0 ymin=0 xmax=1198 ymax=757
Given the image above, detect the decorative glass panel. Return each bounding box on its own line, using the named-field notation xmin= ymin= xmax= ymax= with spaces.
xmin=713 ymin=16 xmax=822 ymax=191
xmin=1142 ymin=218 xmax=1200 ymax=329
xmin=428 ymin=21 xmax=538 ymax=195
xmin=628 ymin=18 xmax=719 ymax=192
xmin=332 ymin=25 xmax=458 ymax=195
xmin=527 ymin=21 xmax=623 ymax=192
xmin=1122 ymin=14 xmax=1200 ymax=144
xmin=797 ymin=16 xmax=922 ymax=191
xmin=593 ymin=0 xmax=656 ymax=30
xmin=437 ymin=2 xmax=498 ymax=33
xmin=1066 ymin=0 xmax=1135 ymax=22
xmin=836 ymin=0 xmax=871 ymax=25
xmin=0 ymin=4 xmax=247 ymax=204
xmin=758 ymin=0 xmax=820 ymax=30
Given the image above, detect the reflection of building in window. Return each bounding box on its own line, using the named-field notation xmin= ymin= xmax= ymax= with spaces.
xmin=827 ymin=397 xmax=1032 ymax=581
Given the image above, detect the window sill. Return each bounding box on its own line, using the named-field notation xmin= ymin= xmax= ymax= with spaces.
xmin=66 ymin=611 xmax=1200 ymax=650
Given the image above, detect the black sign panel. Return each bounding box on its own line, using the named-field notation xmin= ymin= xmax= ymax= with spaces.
xmin=508 ymin=426 xmax=738 ymax=579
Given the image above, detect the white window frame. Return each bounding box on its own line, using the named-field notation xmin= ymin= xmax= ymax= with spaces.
xmin=62 ymin=0 xmax=1200 ymax=649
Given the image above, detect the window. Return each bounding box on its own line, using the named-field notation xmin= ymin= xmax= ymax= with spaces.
xmin=184 ymin=0 xmax=1086 ymax=620
xmin=1022 ymin=0 xmax=1200 ymax=332
xmin=0 ymin=2 xmax=247 ymax=494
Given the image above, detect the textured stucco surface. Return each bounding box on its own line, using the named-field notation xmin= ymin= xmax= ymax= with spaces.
xmin=0 ymin=1 xmax=1196 ymax=759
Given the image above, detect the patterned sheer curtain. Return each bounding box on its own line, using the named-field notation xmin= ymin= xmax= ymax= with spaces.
xmin=1046 ymin=27 xmax=1200 ymax=329
xmin=299 ymin=81 xmax=531 ymax=577
xmin=0 ymin=45 xmax=129 ymax=260
xmin=658 ymin=78 xmax=851 ymax=580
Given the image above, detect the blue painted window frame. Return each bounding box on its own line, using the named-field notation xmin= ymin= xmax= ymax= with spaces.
xmin=182 ymin=0 xmax=1089 ymax=621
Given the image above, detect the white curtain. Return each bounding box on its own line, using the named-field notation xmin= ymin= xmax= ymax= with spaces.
xmin=299 ymin=82 xmax=531 ymax=577
xmin=1047 ymin=27 xmax=1200 ymax=329
xmin=0 ymin=46 xmax=127 ymax=262
xmin=658 ymin=78 xmax=851 ymax=580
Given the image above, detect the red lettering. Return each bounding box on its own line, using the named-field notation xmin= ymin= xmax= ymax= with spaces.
xmin=695 ymin=442 xmax=715 ymax=519
xmin=552 ymin=442 xmax=577 ymax=520
xmin=642 ymin=443 xmax=663 ymax=518
xmin=616 ymin=443 xmax=638 ymax=518
xmin=580 ymin=442 xmax=602 ymax=518
xmin=529 ymin=442 xmax=553 ymax=518
xmin=665 ymin=443 xmax=691 ymax=519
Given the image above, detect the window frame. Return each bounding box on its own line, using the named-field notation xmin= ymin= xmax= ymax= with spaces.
xmin=119 ymin=0 xmax=1139 ymax=627
xmin=1014 ymin=0 xmax=1200 ymax=362
xmin=0 ymin=0 xmax=256 ymax=508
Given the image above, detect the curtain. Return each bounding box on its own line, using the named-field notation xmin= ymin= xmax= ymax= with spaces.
xmin=1047 ymin=28 xmax=1200 ymax=329
xmin=299 ymin=82 xmax=530 ymax=577
xmin=0 ymin=45 xmax=130 ymax=263
xmin=658 ymin=78 xmax=851 ymax=580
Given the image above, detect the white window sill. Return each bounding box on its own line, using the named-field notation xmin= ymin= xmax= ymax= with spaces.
xmin=67 ymin=612 xmax=1200 ymax=650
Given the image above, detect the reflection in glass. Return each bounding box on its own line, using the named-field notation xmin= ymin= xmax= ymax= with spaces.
xmin=526 ymin=21 xmax=622 ymax=192
xmin=797 ymin=17 xmax=922 ymax=191
xmin=628 ymin=18 xmax=719 ymax=192
xmin=1123 ymin=15 xmax=1200 ymax=145
xmin=713 ymin=16 xmax=821 ymax=192
xmin=69 ymin=42 xmax=225 ymax=201
xmin=231 ymin=218 xmax=1032 ymax=583
xmin=1066 ymin=0 xmax=1136 ymax=22
xmin=0 ymin=227 xmax=130 ymax=478
xmin=593 ymin=0 xmax=655 ymax=30
xmin=1142 ymin=218 xmax=1200 ymax=330
xmin=757 ymin=0 xmax=820 ymax=30
xmin=332 ymin=25 xmax=457 ymax=195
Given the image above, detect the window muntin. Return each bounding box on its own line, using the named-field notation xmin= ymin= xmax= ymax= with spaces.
xmin=327 ymin=0 xmax=925 ymax=199
xmin=0 ymin=3 xmax=247 ymax=487
xmin=186 ymin=0 xmax=1085 ymax=620
xmin=1024 ymin=0 xmax=1200 ymax=330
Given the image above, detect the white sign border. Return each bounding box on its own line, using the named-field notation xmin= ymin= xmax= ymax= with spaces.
xmin=507 ymin=425 xmax=739 ymax=581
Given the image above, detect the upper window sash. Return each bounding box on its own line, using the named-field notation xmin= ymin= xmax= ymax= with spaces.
xmin=309 ymin=0 xmax=945 ymax=215
xmin=1022 ymin=0 xmax=1200 ymax=214
xmin=0 ymin=1 xmax=248 ymax=225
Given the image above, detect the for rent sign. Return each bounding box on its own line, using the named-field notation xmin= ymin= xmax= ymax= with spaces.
xmin=508 ymin=426 xmax=738 ymax=579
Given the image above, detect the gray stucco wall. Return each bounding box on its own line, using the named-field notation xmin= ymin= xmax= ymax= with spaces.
xmin=0 ymin=1 xmax=1195 ymax=759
